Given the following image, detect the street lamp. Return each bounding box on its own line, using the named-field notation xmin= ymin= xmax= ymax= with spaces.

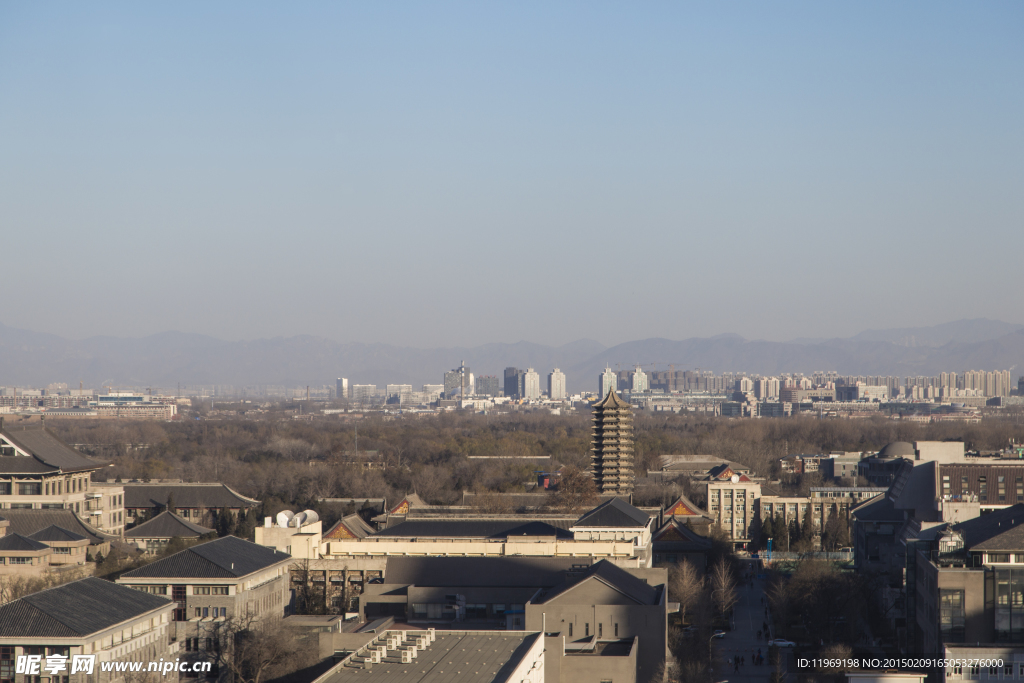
xmin=708 ymin=633 xmax=718 ymax=683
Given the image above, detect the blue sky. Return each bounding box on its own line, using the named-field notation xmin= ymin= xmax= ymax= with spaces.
xmin=1 ymin=2 xmax=1021 ymax=347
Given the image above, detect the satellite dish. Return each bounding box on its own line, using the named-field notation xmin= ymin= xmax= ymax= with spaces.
xmin=731 ymin=474 xmax=740 ymax=483
xmin=290 ymin=512 xmax=307 ymax=528
xmin=300 ymin=510 xmax=319 ymax=526
xmin=276 ymin=510 xmax=295 ymax=528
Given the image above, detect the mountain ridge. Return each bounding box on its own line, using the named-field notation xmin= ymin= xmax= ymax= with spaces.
xmin=0 ymin=320 xmax=1021 ymax=392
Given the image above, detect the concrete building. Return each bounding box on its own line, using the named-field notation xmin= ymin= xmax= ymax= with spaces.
xmin=523 ymin=369 xmax=541 ymax=400
xmin=0 ymin=421 xmax=124 ymax=535
xmin=630 ymin=366 xmax=648 ymax=393
xmin=591 ymin=390 xmax=634 ymax=495
xmin=118 ymin=536 xmax=293 ymax=647
xmin=336 ymin=377 xmax=349 ymax=399
xmin=599 ymin=367 xmax=616 ymax=399
xmin=504 ymin=367 xmax=523 ymax=399
xmin=704 ymin=466 xmax=760 ymax=546
xmin=311 ymin=629 xmax=545 ymax=683
xmin=548 ymin=369 xmax=567 ymax=401
xmin=0 ymin=578 xmax=179 ymax=683
xmin=444 ymin=362 xmax=472 ymax=399
xmin=476 ymin=375 xmax=500 ymax=397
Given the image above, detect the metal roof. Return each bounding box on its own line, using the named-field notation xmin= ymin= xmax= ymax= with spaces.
xmin=0 ymin=424 xmax=103 ymax=473
xmin=572 ymin=498 xmax=650 ymax=528
xmin=0 ymin=577 xmax=172 ymax=638
xmin=122 ymin=483 xmax=259 ymax=510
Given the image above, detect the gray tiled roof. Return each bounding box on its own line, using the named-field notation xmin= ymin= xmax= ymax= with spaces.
xmin=119 ymin=535 xmax=290 ymax=579
xmin=0 ymin=577 xmax=171 ymax=638
xmin=124 ymin=511 xmax=214 ymax=539
xmin=27 ymin=525 xmax=88 ymax=543
xmin=573 ymin=498 xmax=651 ymax=528
xmin=123 ymin=483 xmax=260 ymax=510
xmin=0 ymin=509 xmax=115 ymax=545
xmin=0 ymin=425 xmax=103 ymax=473
xmin=373 ymin=520 xmax=573 ymax=539
xmin=0 ymin=533 xmax=50 ymax=552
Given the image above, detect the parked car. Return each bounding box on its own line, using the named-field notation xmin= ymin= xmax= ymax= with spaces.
xmin=769 ymin=639 xmax=795 ymax=647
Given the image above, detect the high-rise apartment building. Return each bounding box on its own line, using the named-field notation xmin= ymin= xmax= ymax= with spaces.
xmin=523 ymin=369 xmax=541 ymax=400
xmin=504 ymin=367 xmax=523 ymax=399
xmin=444 ymin=361 xmax=472 ymax=398
xmin=631 ymin=366 xmax=649 ymax=393
xmin=386 ymin=384 xmax=413 ymax=400
xmin=476 ymin=375 xmax=500 ymax=397
xmin=336 ymin=378 xmax=349 ymax=400
xmin=548 ymin=369 xmax=567 ymax=400
xmin=351 ymin=385 xmax=378 ymax=403
xmin=599 ymin=367 xmax=617 ymax=398
xmin=591 ymin=389 xmax=634 ymax=495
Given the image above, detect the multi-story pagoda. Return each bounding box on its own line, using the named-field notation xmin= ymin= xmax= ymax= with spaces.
xmin=591 ymin=388 xmax=634 ymax=494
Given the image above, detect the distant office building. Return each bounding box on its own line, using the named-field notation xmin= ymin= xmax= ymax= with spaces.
xmin=444 ymin=361 xmax=472 ymax=398
xmin=351 ymin=385 xmax=378 ymax=403
xmin=386 ymin=384 xmax=413 ymax=400
xmin=336 ymin=378 xmax=349 ymax=399
xmin=754 ymin=377 xmax=780 ymax=400
xmin=422 ymin=384 xmax=443 ymax=399
xmin=476 ymin=375 xmax=500 ymax=397
xmin=591 ymin=389 xmax=634 ymax=495
xmin=631 ymin=365 xmax=649 ymax=393
xmin=522 ymin=369 xmax=541 ymax=400
xmin=548 ymin=368 xmax=567 ymax=400
xmin=599 ymin=366 xmax=617 ymax=398
xmin=504 ymin=367 xmax=524 ymax=399
xmin=735 ymin=377 xmax=753 ymax=393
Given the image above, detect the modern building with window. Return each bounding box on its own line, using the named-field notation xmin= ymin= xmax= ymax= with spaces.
xmin=548 ymin=369 xmax=567 ymax=401
xmin=522 ymin=369 xmax=541 ymax=400
xmin=117 ymin=535 xmax=293 ymax=648
xmin=0 ymin=577 xmax=178 ymax=683
xmin=0 ymin=421 xmax=124 ymax=536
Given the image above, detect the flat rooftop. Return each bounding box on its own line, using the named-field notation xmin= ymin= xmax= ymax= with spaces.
xmin=316 ymin=630 xmax=540 ymax=683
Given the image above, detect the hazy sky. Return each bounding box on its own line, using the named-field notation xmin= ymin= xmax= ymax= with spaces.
xmin=1 ymin=2 xmax=1022 ymax=348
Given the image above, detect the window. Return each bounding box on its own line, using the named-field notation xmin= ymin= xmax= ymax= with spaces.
xmin=990 ymin=554 xmax=1011 ymax=564
xmin=52 ymin=547 xmax=71 ymax=554
xmin=980 ymin=477 xmax=988 ymax=501
xmin=614 ymin=623 xmax=619 ymax=637
xmin=1018 ymin=477 xmax=1023 ymax=499
xmin=599 ymin=623 xmax=603 ymax=637
xmin=999 ymin=476 xmax=1006 ymax=503
xmin=568 ymin=623 xmax=572 ymax=637
xmin=962 ymin=476 xmax=969 ymax=494
xmin=202 ymin=607 xmax=209 ymax=618
xmin=943 ymin=476 xmax=951 ymax=496
xmin=585 ymin=623 xmax=589 ymax=637
xmin=995 ymin=568 xmax=1024 ymax=642
xmin=939 ymin=590 xmax=965 ymax=643
xmin=194 ymin=586 xmax=229 ymax=595
xmin=0 ymin=483 xmax=9 ymax=495
xmin=9 ymin=557 xmax=31 ymax=565
xmin=17 ymin=483 xmax=41 ymax=496
xmin=1005 ymin=665 xmax=1013 ymax=677
xmin=1 ymin=646 xmax=13 ymax=683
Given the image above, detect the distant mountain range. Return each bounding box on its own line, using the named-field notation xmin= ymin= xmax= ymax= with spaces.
xmin=1 ymin=318 xmax=1022 ymax=392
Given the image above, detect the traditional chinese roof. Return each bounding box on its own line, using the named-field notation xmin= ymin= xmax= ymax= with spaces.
xmin=535 ymin=559 xmax=660 ymax=605
xmin=119 ymin=535 xmax=290 ymax=579
xmin=122 ymin=483 xmax=259 ymax=510
xmin=0 ymin=509 xmax=115 ymax=545
xmin=0 ymin=577 xmax=171 ymax=638
xmin=0 ymin=423 xmax=104 ymax=474
xmin=593 ymin=388 xmax=630 ymax=410
xmin=665 ymin=495 xmax=709 ymax=518
xmin=323 ymin=513 xmax=377 ymax=540
xmin=0 ymin=533 xmax=50 ymax=552
xmin=27 ymin=525 xmax=88 ymax=544
xmin=705 ymin=464 xmax=752 ymax=482
xmin=573 ymin=498 xmax=650 ymax=528
xmin=388 ymin=494 xmax=427 ymax=515
xmin=124 ymin=511 xmax=214 ymax=540
xmin=652 ymin=518 xmax=713 ymax=551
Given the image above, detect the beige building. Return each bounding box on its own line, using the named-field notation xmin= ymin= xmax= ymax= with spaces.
xmin=0 ymin=577 xmax=179 ymax=683
xmin=705 ymin=467 xmax=761 ymax=545
xmin=0 ymin=421 xmax=124 ymax=535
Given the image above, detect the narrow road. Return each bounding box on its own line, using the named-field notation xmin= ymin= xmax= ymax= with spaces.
xmin=711 ymin=558 xmax=774 ymax=683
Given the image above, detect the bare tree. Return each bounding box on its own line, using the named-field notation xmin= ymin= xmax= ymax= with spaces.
xmin=668 ymin=561 xmax=703 ymax=626
xmin=212 ymin=614 xmax=295 ymax=683
xmin=548 ymin=465 xmax=598 ymax=512
xmin=709 ymin=559 xmax=737 ymax=618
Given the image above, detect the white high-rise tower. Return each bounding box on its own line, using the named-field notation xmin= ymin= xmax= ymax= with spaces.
xmin=548 ymin=369 xmax=567 ymax=400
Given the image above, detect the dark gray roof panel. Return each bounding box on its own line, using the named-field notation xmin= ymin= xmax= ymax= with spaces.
xmin=383 ymin=556 xmax=589 ymax=587
xmin=954 ymin=504 xmax=1024 ymax=551
xmin=0 ymin=577 xmax=171 ymax=638
xmin=0 ymin=425 xmax=104 ymax=472
xmin=123 ymin=484 xmax=260 ymax=509
xmin=573 ymin=498 xmax=650 ymax=527
xmin=27 ymin=525 xmax=88 ymax=543
xmin=373 ymin=520 xmax=572 ymax=539
xmin=124 ymin=511 xmax=214 ymax=539
xmin=120 ymin=535 xmax=289 ymax=579
xmin=850 ymin=494 xmax=902 ymax=522
xmin=0 ymin=509 xmax=115 ymax=545
xmin=537 ymin=559 xmax=660 ymax=606
xmin=0 ymin=533 xmax=50 ymax=551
